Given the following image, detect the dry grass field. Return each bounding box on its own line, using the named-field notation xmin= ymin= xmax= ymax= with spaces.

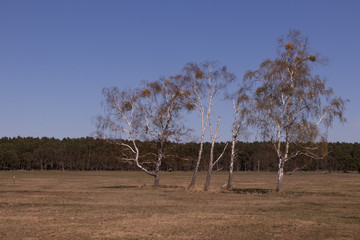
xmin=0 ymin=171 xmax=359 ymax=240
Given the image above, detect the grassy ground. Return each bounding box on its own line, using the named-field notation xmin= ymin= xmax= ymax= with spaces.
xmin=0 ymin=171 xmax=359 ymax=239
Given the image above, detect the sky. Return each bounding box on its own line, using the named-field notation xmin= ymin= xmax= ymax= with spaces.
xmin=0 ymin=0 xmax=359 ymax=143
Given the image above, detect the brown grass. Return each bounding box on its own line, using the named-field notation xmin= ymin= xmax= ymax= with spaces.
xmin=0 ymin=171 xmax=359 ymax=239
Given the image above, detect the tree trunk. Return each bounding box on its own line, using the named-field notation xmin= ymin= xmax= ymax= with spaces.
xmin=204 ymin=168 xmax=212 ymax=191
xmin=153 ymin=144 xmax=163 ymax=188
xmin=226 ymin=170 xmax=233 ymax=190
xmin=225 ymin=138 xmax=236 ymax=189
xmin=188 ymin=167 xmax=198 ymax=189
xmin=153 ymin=160 xmax=161 ymax=188
xmin=153 ymin=172 xmax=160 ymax=188
xmin=204 ymin=140 xmax=215 ymax=191
xmin=188 ymin=141 xmax=204 ymax=189
xmin=276 ymin=159 xmax=284 ymax=192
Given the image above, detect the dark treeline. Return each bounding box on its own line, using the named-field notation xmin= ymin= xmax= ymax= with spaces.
xmin=0 ymin=137 xmax=359 ymax=172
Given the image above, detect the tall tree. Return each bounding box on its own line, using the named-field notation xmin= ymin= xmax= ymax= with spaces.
xmin=96 ymin=88 xmax=145 ymax=174
xmin=223 ymin=87 xmax=249 ymax=189
xmin=97 ymin=76 xmax=189 ymax=187
xmin=138 ymin=77 xmax=190 ymax=187
xmin=183 ymin=61 xmax=234 ymax=190
xmin=244 ymin=30 xmax=347 ymax=192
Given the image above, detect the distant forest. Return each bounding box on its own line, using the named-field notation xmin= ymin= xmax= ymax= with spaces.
xmin=0 ymin=137 xmax=359 ymax=172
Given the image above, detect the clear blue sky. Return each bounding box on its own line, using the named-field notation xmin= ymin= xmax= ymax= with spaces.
xmin=1 ymin=0 xmax=359 ymax=143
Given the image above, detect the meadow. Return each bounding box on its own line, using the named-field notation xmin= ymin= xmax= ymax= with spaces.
xmin=0 ymin=171 xmax=359 ymax=239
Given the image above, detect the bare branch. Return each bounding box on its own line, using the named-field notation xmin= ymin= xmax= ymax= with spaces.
xmin=213 ymin=143 xmax=228 ymax=166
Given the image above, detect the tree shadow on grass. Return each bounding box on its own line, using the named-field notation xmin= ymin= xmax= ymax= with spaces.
xmin=283 ymin=190 xmax=348 ymax=197
xmin=229 ymin=188 xmax=273 ymax=194
xmin=228 ymin=189 xmax=349 ymax=197
xmin=159 ymin=185 xmax=185 ymax=189
xmin=101 ymin=184 xmax=185 ymax=190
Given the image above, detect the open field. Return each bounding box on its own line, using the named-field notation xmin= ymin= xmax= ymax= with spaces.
xmin=0 ymin=171 xmax=359 ymax=239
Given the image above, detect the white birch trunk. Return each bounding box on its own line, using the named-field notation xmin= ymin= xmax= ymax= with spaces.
xmin=225 ymin=137 xmax=236 ymax=189
xmin=153 ymin=142 xmax=164 ymax=188
xmin=204 ymin=139 xmax=215 ymax=191
xmin=225 ymin=99 xmax=240 ymax=189
xmin=153 ymin=162 xmax=161 ymax=188
xmin=276 ymin=158 xmax=284 ymax=192
xmin=189 ymin=75 xmax=211 ymax=189
xmin=188 ymin=140 xmax=204 ymax=189
xmin=205 ymin=117 xmax=227 ymax=191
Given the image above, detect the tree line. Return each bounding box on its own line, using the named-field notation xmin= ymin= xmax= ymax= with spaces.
xmin=0 ymin=137 xmax=358 ymax=173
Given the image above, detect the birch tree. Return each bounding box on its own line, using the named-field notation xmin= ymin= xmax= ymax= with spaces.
xmin=96 ymin=88 xmax=147 ymax=175
xmin=244 ymin=30 xmax=347 ymax=192
xmin=223 ymin=87 xmax=249 ymax=190
xmin=139 ymin=77 xmax=190 ymax=187
xmin=97 ymin=76 xmax=189 ymax=187
xmin=183 ymin=61 xmax=234 ymax=190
